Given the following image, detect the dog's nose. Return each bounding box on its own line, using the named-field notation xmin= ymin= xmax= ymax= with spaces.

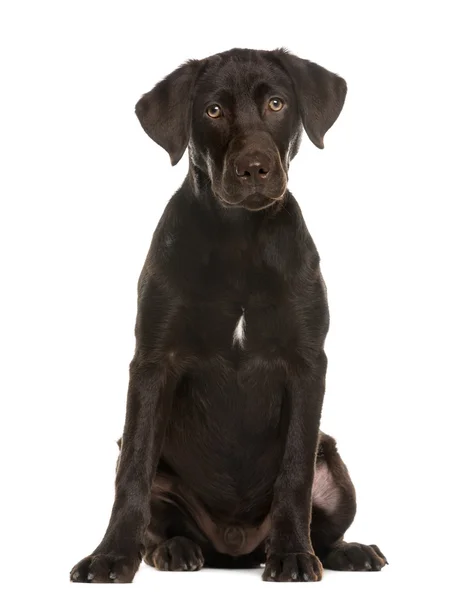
xmin=235 ymin=153 xmax=270 ymax=185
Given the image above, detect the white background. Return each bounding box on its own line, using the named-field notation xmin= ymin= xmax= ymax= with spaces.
xmin=1 ymin=1 xmax=475 ymax=598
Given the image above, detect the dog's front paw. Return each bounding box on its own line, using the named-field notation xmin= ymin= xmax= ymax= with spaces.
xmin=144 ymin=536 xmax=204 ymax=571
xmin=263 ymin=552 xmax=323 ymax=582
xmin=70 ymin=550 xmax=141 ymax=583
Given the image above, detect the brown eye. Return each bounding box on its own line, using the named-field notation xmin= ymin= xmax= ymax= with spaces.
xmin=269 ymin=97 xmax=284 ymax=112
xmin=206 ymin=104 xmax=222 ymax=118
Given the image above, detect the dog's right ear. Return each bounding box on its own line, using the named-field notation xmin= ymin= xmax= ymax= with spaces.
xmin=135 ymin=60 xmax=202 ymax=166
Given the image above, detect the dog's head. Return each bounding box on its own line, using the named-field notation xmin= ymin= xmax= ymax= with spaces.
xmin=136 ymin=49 xmax=346 ymax=211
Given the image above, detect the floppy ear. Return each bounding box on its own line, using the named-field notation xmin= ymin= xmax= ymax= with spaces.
xmin=276 ymin=51 xmax=347 ymax=149
xmin=135 ymin=59 xmax=202 ymax=165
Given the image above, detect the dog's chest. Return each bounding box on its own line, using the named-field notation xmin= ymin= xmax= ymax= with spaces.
xmin=177 ymin=290 xmax=300 ymax=364
xmin=169 ymin=242 xmax=302 ymax=360
xmin=154 ymin=207 xmax=325 ymax=366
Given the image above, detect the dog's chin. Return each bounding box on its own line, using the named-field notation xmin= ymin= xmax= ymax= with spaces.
xmin=216 ymin=190 xmax=287 ymax=212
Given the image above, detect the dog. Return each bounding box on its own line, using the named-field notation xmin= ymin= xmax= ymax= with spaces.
xmin=70 ymin=48 xmax=387 ymax=583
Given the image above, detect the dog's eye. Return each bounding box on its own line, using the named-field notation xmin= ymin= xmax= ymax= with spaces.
xmin=268 ymin=97 xmax=284 ymax=112
xmin=206 ymin=104 xmax=222 ymax=118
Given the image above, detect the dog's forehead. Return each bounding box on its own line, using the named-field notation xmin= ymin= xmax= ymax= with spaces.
xmin=195 ymin=52 xmax=291 ymax=100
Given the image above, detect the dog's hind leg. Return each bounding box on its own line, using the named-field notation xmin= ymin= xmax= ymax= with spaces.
xmin=114 ymin=442 xmax=206 ymax=572
xmin=144 ymin=471 xmax=268 ymax=571
xmin=143 ymin=492 xmax=208 ymax=572
xmin=310 ymin=432 xmax=388 ymax=571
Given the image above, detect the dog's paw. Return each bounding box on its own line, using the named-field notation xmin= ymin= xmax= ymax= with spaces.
xmin=263 ymin=552 xmax=323 ymax=582
xmin=70 ymin=551 xmax=141 ymax=583
xmin=143 ymin=536 xmax=204 ymax=572
xmin=322 ymin=542 xmax=388 ymax=571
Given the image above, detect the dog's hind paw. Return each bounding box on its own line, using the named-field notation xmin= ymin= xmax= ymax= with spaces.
xmin=143 ymin=536 xmax=204 ymax=572
xmin=322 ymin=542 xmax=388 ymax=571
xmin=263 ymin=552 xmax=323 ymax=582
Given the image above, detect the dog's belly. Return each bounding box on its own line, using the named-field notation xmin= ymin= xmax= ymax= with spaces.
xmin=160 ymin=356 xmax=287 ymax=524
xmin=151 ymin=472 xmax=272 ymax=556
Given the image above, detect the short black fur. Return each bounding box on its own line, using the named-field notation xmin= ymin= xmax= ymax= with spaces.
xmin=70 ymin=48 xmax=387 ymax=584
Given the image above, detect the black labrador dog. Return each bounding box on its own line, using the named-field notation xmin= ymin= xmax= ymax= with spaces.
xmin=70 ymin=48 xmax=387 ymax=583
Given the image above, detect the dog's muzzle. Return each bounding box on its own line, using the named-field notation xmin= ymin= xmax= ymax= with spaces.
xmin=218 ymin=132 xmax=288 ymax=210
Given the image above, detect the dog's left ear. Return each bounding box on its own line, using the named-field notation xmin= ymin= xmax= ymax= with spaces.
xmin=276 ymin=50 xmax=347 ymax=149
xmin=135 ymin=59 xmax=202 ymax=165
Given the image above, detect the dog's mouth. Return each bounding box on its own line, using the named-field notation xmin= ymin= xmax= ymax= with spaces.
xmin=217 ymin=188 xmax=287 ymax=212
xmin=218 ymin=188 xmax=286 ymax=212
xmin=214 ymin=177 xmax=288 ymax=212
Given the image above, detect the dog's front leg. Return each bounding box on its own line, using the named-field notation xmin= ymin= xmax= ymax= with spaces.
xmin=263 ymin=352 xmax=327 ymax=582
xmin=70 ymin=357 xmax=177 ymax=583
